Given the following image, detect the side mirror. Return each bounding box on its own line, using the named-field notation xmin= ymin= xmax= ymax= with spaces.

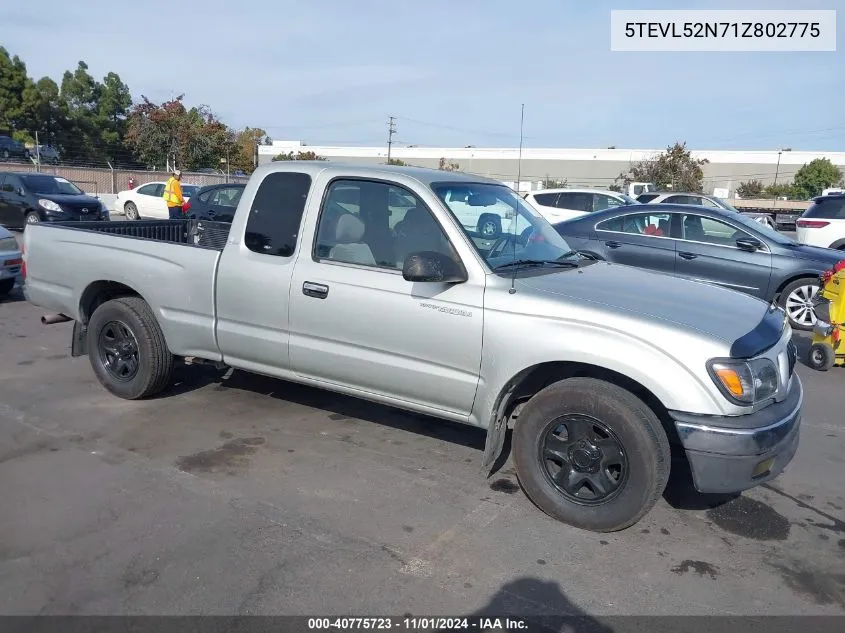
xmin=736 ymin=237 xmax=763 ymax=252
xmin=402 ymin=251 xmax=468 ymax=283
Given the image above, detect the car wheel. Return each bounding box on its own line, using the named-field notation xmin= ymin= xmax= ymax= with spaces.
xmin=807 ymin=343 xmax=836 ymax=371
xmin=477 ymin=213 xmax=502 ymax=239
xmin=779 ymin=278 xmax=820 ymax=331
xmin=87 ymin=296 xmax=174 ymax=400
xmin=512 ymin=377 xmax=671 ymax=532
xmin=0 ymin=278 xmax=14 ymax=296
xmin=25 ymin=212 xmax=40 ymax=226
xmin=124 ymin=201 xmax=139 ymax=221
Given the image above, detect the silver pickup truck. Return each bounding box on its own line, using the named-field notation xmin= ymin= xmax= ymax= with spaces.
xmin=23 ymin=162 xmax=802 ymax=532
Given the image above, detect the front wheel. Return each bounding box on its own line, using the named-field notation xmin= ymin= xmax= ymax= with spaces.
xmin=25 ymin=212 xmax=40 ymax=226
xmin=779 ymin=278 xmax=820 ymax=331
xmin=87 ymin=296 xmax=174 ymax=399
xmin=512 ymin=377 xmax=671 ymax=532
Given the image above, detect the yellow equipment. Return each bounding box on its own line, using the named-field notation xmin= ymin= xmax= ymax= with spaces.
xmin=808 ymin=261 xmax=845 ymax=371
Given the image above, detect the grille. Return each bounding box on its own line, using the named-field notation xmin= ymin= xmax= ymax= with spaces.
xmin=786 ymin=340 xmax=797 ymax=377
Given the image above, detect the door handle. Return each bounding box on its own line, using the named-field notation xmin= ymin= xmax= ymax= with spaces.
xmin=302 ymin=281 xmax=329 ymax=299
xmin=605 ymin=241 xmax=622 ymax=249
xmin=679 ymin=252 xmax=698 ymax=260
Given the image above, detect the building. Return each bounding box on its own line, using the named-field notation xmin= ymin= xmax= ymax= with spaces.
xmin=258 ymin=140 xmax=845 ymax=196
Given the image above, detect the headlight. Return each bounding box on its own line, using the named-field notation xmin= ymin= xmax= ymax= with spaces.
xmin=0 ymin=236 xmax=18 ymax=252
xmin=38 ymin=199 xmax=63 ymax=212
xmin=708 ymin=357 xmax=779 ymax=405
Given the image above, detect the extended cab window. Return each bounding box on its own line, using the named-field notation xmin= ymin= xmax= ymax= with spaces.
xmin=598 ymin=212 xmax=671 ymax=236
xmin=315 ymin=179 xmax=456 ymax=270
xmin=243 ymin=172 xmax=311 ymax=257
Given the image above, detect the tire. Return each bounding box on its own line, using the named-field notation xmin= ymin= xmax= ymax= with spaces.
xmin=808 ymin=343 xmax=836 ymax=371
xmin=124 ymin=201 xmax=139 ymax=221
xmin=477 ymin=213 xmax=502 ymax=239
xmin=512 ymin=377 xmax=671 ymax=532
xmin=0 ymin=278 xmax=14 ymax=296
xmin=778 ymin=278 xmax=821 ymax=331
xmin=24 ymin=212 xmax=40 ymax=226
xmin=86 ymin=296 xmax=174 ymax=399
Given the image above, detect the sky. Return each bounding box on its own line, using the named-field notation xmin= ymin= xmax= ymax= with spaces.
xmin=1 ymin=0 xmax=843 ymax=151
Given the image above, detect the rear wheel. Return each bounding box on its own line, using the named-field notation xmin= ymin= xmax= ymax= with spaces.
xmin=512 ymin=377 xmax=671 ymax=532
xmin=87 ymin=296 xmax=174 ymax=399
xmin=808 ymin=343 xmax=836 ymax=371
xmin=124 ymin=201 xmax=139 ymax=221
xmin=779 ymin=278 xmax=820 ymax=331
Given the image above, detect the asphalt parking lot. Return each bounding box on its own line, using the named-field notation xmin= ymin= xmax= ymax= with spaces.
xmin=1 ymin=235 xmax=844 ymax=618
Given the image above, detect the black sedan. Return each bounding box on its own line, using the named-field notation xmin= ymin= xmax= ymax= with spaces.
xmin=0 ymin=172 xmax=109 ymax=228
xmin=183 ymin=183 xmax=244 ymax=223
xmin=553 ymin=203 xmax=845 ymax=331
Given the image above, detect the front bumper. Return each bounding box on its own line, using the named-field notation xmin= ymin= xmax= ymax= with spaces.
xmin=669 ymin=375 xmax=803 ymax=494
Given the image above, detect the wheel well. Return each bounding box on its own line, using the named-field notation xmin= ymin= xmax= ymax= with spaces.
xmin=498 ymin=361 xmax=679 ymax=444
xmin=79 ymin=281 xmax=140 ymax=324
xmin=774 ymin=274 xmax=820 ymax=299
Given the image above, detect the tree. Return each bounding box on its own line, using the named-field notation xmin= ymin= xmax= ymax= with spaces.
xmin=59 ymin=61 xmax=102 ymax=162
xmin=0 ymin=47 xmax=30 ymax=135
xmin=615 ymin=142 xmax=708 ymax=192
xmin=792 ymin=158 xmax=844 ymax=199
xmin=542 ymin=177 xmax=567 ymax=188
xmin=96 ymin=72 xmax=133 ymax=163
xmin=124 ymin=95 xmax=235 ymax=170
xmin=272 ymin=150 xmax=327 ymax=161
xmin=438 ymin=157 xmax=460 ymax=171
xmin=387 ymin=158 xmax=407 ymax=166
xmin=736 ymin=179 xmax=764 ymax=198
xmin=20 ymin=77 xmax=67 ymax=147
xmin=763 ymin=183 xmax=798 ymax=200
xmin=230 ymin=127 xmax=270 ymax=173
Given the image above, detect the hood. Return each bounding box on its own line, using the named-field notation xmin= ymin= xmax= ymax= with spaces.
xmin=785 ymin=242 xmax=845 ymax=266
xmin=515 ymin=261 xmax=777 ymax=347
xmin=37 ymin=193 xmax=102 ymax=206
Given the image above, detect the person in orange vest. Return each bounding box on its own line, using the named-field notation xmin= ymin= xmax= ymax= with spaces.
xmin=162 ymin=169 xmax=185 ymax=219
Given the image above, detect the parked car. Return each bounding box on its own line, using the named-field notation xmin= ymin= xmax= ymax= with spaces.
xmin=0 ymin=135 xmax=30 ymax=162
xmin=183 ymin=183 xmax=245 ymax=222
xmin=553 ymin=202 xmax=844 ymax=330
xmin=29 ymin=144 xmax=61 ymax=165
xmin=0 ymin=224 xmax=22 ymax=296
xmin=24 ymin=162 xmax=802 ymax=533
xmin=524 ymin=188 xmax=639 ymax=223
xmin=0 ymin=172 xmax=109 ymax=228
xmin=116 ymin=181 xmax=200 ymax=220
xmin=635 ymin=191 xmax=777 ymax=229
xmin=795 ymin=194 xmax=845 ymax=251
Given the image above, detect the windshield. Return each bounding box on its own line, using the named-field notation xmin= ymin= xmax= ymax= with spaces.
xmin=431 ymin=182 xmax=580 ymax=271
xmin=727 ymin=211 xmax=794 ymax=245
xmin=21 ymin=175 xmax=83 ymax=195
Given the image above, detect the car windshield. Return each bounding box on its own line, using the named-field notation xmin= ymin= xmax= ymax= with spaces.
xmin=21 ymin=175 xmax=83 ymax=195
xmin=431 ymin=182 xmax=580 ymax=271
xmin=727 ymin=211 xmax=794 ymax=245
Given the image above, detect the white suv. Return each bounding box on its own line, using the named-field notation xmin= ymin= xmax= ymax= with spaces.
xmin=523 ymin=188 xmax=638 ymax=223
xmin=795 ymin=194 xmax=845 ymax=250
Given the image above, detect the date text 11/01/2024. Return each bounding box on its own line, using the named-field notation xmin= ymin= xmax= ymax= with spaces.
xmin=307 ymin=618 xmax=528 ymax=630
xmin=624 ymin=21 xmax=821 ymax=39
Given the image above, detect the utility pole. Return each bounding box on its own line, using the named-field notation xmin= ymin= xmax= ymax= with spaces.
xmin=34 ymin=131 xmax=41 ymax=172
xmin=387 ymin=116 xmax=397 ymax=164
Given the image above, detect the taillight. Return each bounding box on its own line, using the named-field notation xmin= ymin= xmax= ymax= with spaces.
xmin=796 ymin=219 xmax=830 ymax=229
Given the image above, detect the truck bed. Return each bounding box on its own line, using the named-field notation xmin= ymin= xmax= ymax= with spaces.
xmin=50 ymin=219 xmax=232 ymax=250
xmin=23 ymin=219 xmax=231 ymax=361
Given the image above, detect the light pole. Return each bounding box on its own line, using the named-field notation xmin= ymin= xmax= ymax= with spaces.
xmin=772 ymin=147 xmax=792 ymax=205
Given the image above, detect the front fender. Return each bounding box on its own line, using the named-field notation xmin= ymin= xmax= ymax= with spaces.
xmin=473 ymin=314 xmax=728 ymax=472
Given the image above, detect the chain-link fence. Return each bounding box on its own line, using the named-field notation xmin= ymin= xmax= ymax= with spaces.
xmin=0 ymin=160 xmax=248 ymax=195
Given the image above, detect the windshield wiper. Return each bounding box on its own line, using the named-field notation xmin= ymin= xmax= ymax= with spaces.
xmin=493 ymin=259 xmax=580 ymax=272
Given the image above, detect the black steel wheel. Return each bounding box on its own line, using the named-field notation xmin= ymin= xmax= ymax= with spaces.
xmin=513 ymin=377 xmax=670 ymax=532
xmin=87 ymin=296 xmax=174 ymax=399
xmin=540 ymin=414 xmax=628 ymax=505
xmin=808 ymin=342 xmax=835 ymax=371
xmin=97 ymin=320 xmax=140 ymax=382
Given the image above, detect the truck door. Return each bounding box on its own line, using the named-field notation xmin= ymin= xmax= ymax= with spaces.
xmin=288 ymin=176 xmax=485 ymax=418
xmin=214 ymin=171 xmax=313 ymax=373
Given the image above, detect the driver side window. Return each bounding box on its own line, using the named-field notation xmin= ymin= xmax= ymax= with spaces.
xmin=680 ymin=214 xmax=750 ymax=246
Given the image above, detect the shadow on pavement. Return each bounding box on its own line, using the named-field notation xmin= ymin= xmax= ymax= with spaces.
xmin=0 ymin=285 xmax=26 ymax=304
xmin=451 ymin=577 xmax=615 ymax=633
